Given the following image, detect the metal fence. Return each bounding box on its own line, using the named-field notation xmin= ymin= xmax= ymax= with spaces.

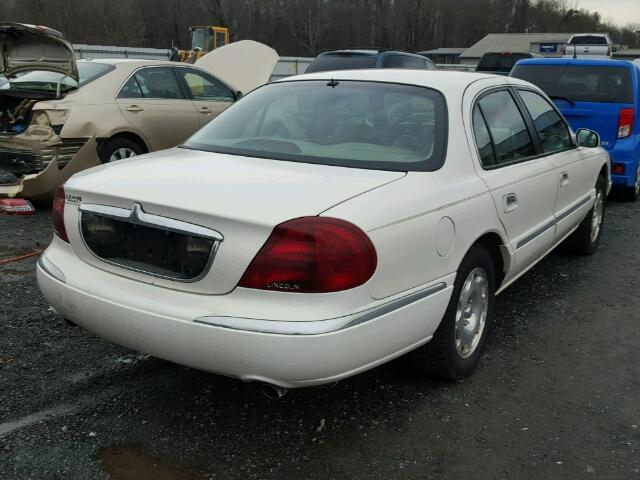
xmin=73 ymin=44 xmax=172 ymax=60
xmin=72 ymin=44 xmax=312 ymax=81
xmin=270 ymin=57 xmax=313 ymax=80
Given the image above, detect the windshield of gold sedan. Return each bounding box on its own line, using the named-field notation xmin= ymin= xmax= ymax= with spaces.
xmin=183 ymin=80 xmax=447 ymax=172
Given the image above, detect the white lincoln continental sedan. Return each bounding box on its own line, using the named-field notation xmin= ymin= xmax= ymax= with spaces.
xmin=38 ymin=70 xmax=610 ymax=390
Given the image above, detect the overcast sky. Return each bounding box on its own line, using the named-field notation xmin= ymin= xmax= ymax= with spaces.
xmin=577 ymin=0 xmax=640 ymax=26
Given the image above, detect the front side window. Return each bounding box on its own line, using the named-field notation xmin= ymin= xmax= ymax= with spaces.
xmin=183 ymin=80 xmax=447 ymax=172
xmin=118 ymin=68 xmax=182 ymax=100
xmin=474 ymin=90 xmax=536 ymax=166
xmin=177 ymin=68 xmax=234 ymax=101
xmin=518 ymin=90 xmax=572 ymax=153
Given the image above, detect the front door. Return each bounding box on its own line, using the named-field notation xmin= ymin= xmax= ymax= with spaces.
xmin=175 ymin=66 xmax=236 ymax=127
xmin=116 ymin=66 xmax=201 ymax=151
xmin=515 ymin=88 xmax=594 ymax=241
xmin=471 ymin=89 xmax=558 ymax=275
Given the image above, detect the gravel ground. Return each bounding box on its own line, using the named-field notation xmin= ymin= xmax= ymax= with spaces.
xmin=0 ymin=199 xmax=639 ymax=480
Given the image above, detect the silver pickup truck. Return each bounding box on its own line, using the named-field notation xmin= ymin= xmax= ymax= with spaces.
xmin=563 ymin=34 xmax=614 ymax=59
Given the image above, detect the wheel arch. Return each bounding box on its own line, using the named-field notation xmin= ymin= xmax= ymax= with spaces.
xmin=101 ymin=131 xmax=150 ymax=154
xmin=470 ymin=231 xmax=510 ymax=290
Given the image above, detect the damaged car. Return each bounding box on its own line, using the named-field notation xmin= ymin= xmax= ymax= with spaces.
xmin=0 ymin=23 xmax=278 ymax=201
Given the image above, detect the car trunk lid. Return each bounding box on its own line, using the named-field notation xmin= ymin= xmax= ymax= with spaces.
xmin=195 ymin=40 xmax=278 ymax=94
xmin=0 ymin=23 xmax=78 ymax=80
xmin=64 ymin=148 xmax=405 ymax=294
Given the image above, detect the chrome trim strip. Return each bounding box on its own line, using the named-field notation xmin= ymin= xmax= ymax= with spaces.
xmin=79 ymin=203 xmax=223 ymax=241
xmin=37 ymin=256 xmax=66 ymax=284
xmin=556 ymin=195 xmax=593 ymax=223
xmin=78 ymin=203 xmax=223 ymax=283
xmin=516 ymin=220 xmax=555 ymax=250
xmin=515 ymin=193 xmax=594 ymax=251
xmin=193 ymin=282 xmax=448 ymax=336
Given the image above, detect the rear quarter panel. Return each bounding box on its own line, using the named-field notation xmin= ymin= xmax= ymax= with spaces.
xmin=324 ymin=94 xmax=508 ymax=300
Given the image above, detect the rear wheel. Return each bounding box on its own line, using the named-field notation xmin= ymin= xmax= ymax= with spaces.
xmin=99 ymin=137 xmax=144 ymax=164
xmin=412 ymin=245 xmax=495 ymax=380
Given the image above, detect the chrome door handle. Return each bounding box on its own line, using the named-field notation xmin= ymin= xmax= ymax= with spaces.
xmin=560 ymin=171 xmax=570 ymax=187
xmin=503 ymin=193 xmax=518 ymax=213
xmin=197 ymin=107 xmax=211 ymax=114
xmin=125 ymin=105 xmax=144 ymax=112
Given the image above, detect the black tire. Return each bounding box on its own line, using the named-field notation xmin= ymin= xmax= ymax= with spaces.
xmin=565 ymin=175 xmax=606 ymax=255
xmin=411 ymin=244 xmax=496 ymax=380
xmin=621 ymin=183 xmax=639 ymax=202
xmin=99 ymin=137 xmax=144 ymax=164
xmin=0 ymin=170 xmax=18 ymax=185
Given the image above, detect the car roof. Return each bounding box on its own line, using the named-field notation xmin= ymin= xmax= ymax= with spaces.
xmin=77 ymin=58 xmax=176 ymax=66
xmin=318 ymin=49 xmax=421 ymax=57
xmin=515 ymin=58 xmax=636 ymax=68
xmin=280 ymin=68 xmax=522 ymax=91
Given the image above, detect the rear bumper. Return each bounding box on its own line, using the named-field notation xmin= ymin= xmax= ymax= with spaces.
xmin=37 ymin=245 xmax=453 ymax=388
xmin=608 ymin=140 xmax=640 ymax=188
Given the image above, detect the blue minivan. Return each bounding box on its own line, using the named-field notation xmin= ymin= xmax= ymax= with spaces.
xmin=511 ymin=58 xmax=640 ymax=200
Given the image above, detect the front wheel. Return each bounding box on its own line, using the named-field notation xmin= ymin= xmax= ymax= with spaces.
xmin=412 ymin=245 xmax=495 ymax=380
xmin=565 ymin=175 xmax=606 ymax=255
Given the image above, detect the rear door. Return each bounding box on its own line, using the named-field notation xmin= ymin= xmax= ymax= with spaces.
xmin=116 ymin=66 xmax=200 ymax=150
xmin=515 ymin=88 xmax=594 ymax=241
xmin=174 ymin=66 xmax=236 ymax=127
xmin=511 ymin=63 xmax=634 ymax=151
xmin=471 ymin=88 xmax=558 ymax=274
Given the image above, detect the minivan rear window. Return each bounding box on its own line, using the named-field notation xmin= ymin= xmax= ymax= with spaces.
xmin=477 ymin=54 xmax=531 ymax=73
xmin=511 ymin=65 xmax=633 ymax=104
xmin=183 ymin=80 xmax=447 ymax=172
xmin=305 ymin=54 xmax=377 ymax=73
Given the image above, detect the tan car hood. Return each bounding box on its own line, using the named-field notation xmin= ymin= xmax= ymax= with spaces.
xmin=0 ymin=23 xmax=78 ymax=80
xmin=195 ymin=40 xmax=278 ymax=94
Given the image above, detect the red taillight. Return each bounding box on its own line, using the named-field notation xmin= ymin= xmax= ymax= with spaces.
xmin=52 ymin=185 xmax=69 ymax=243
xmin=613 ymin=164 xmax=625 ymax=175
xmin=618 ymin=108 xmax=634 ymax=138
xmin=239 ymin=217 xmax=377 ymax=293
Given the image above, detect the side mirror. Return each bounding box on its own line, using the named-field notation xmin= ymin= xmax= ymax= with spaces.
xmin=234 ymin=90 xmax=243 ymax=101
xmin=576 ymin=128 xmax=600 ymax=148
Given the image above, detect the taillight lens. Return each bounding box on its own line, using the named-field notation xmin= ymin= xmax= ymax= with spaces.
xmin=613 ymin=164 xmax=625 ymax=175
xmin=52 ymin=185 xmax=69 ymax=243
xmin=618 ymin=108 xmax=634 ymax=138
xmin=239 ymin=217 xmax=377 ymax=293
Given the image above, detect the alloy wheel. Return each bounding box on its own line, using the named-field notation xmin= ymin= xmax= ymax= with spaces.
xmin=455 ymin=268 xmax=489 ymax=359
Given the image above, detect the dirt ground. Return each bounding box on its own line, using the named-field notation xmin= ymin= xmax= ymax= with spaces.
xmin=0 ymin=199 xmax=638 ymax=480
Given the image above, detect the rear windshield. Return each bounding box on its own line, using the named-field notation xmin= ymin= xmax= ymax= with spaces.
xmin=305 ymin=54 xmax=378 ymax=73
xmin=477 ymin=54 xmax=531 ymax=72
xmin=511 ymin=64 xmax=633 ymax=104
xmin=1 ymin=62 xmax=113 ymax=93
xmin=183 ymin=80 xmax=447 ymax=172
xmin=569 ymin=35 xmax=608 ymax=45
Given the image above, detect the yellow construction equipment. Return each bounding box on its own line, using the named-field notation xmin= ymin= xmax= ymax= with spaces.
xmin=171 ymin=26 xmax=229 ymax=63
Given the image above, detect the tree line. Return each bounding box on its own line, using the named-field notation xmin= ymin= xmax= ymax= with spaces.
xmin=3 ymin=0 xmax=639 ymax=56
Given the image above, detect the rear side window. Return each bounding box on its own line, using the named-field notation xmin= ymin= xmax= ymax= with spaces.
xmin=118 ymin=67 xmax=183 ymax=100
xmin=472 ymin=107 xmax=496 ymax=165
xmin=305 ymin=53 xmax=377 ymax=73
xmin=518 ymin=90 xmax=573 ymax=153
xmin=511 ymin=65 xmax=633 ymax=104
xmin=569 ymin=35 xmax=608 ymax=45
xmin=474 ymin=90 xmax=536 ymax=166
